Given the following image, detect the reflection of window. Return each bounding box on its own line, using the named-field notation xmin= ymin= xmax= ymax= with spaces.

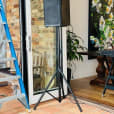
xmin=33 ymin=50 xmax=56 ymax=92
xmin=31 ymin=0 xmax=57 ymax=92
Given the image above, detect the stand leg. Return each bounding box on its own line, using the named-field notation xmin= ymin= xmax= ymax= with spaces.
xmin=102 ymin=88 xmax=107 ymax=97
xmin=56 ymin=72 xmax=65 ymax=102
xmin=59 ymin=70 xmax=83 ymax=112
xmin=34 ymin=72 xmax=57 ymax=110
xmin=59 ymin=27 xmax=65 ymax=99
xmin=56 ymin=25 xmax=61 ymax=103
xmin=102 ymin=61 xmax=114 ymax=96
xmin=60 ymin=76 xmax=65 ymax=99
xmin=57 ymin=72 xmax=62 ymax=102
xmin=34 ymin=26 xmax=82 ymax=112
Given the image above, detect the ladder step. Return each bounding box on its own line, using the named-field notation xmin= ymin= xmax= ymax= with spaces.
xmin=0 ymin=40 xmax=11 ymax=43
xmin=0 ymin=4 xmax=1 ymax=9
xmin=0 ymin=94 xmax=25 ymax=104
xmin=0 ymin=57 xmax=16 ymax=63
xmin=0 ymin=68 xmax=10 ymax=72
xmin=9 ymin=69 xmax=16 ymax=74
xmin=0 ymin=72 xmax=20 ymax=82
xmin=9 ymin=68 xmax=16 ymax=72
xmin=0 ymin=22 xmax=6 ymax=25
xmin=0 ymin=0 xmax=30 ymax=109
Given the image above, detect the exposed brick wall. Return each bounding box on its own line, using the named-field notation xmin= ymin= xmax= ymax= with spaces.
xmin=6 ymin=0 xmax=56 ymax=88
xmin=6 ymin=0 xmax=20 ymax=49
xmin=6 ymin=0 xmax=20 ymax=68
xmin=0 ymin=0 xmax=20 ymax=68
xmin=31 ymin=0 xmax=56 ymax=89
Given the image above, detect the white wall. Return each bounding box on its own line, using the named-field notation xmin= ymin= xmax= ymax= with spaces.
xmin=70 ymin=0 xmax=98 ymax=79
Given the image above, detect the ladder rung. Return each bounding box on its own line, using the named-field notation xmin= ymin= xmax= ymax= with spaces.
xmin=0 ymin=58 xmax=16 ymax=63
xmin=0 ymin=22 xmax=6 ymax=25
xmin=9 ymin=69 xmax=16 ymax=73
xmin=9 ymin=68 xmax=16 ymax=72
xmin=0 ymin=4 xmax=1 ymax=9
xmin=0 ymin=40 xmax=11 ymax=43
xmin=0 ymin=0 xmax=30 ymax=109
xmin=0 ymin=94 xmax=25 ymax=104
xmin=0 ymin=72 xmax=20 ymax=82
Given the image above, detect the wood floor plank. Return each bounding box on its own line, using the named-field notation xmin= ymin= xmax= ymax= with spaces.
xmin=0 ymin=75 xmax=114 ymax=113
xmin=71 ymin=76 xmax=114 ymax=107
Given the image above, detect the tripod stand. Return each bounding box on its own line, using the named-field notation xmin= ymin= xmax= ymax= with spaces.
xmin=34 ymin=27 xmax=82 ymax=112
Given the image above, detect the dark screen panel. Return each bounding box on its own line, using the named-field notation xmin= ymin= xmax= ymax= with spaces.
xmin=44 ymin=0 xmax=61 ymax=26
xmin=44 ymin=0 xmax=70 ymax=27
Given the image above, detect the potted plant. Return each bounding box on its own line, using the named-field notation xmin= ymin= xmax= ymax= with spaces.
xmin=67 ymin=26 xmax=86 ymax=88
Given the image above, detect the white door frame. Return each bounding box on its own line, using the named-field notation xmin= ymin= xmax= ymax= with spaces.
xmin=25 ymin=0 xmax=67 ymax=105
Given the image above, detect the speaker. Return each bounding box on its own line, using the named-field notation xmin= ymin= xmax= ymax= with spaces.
xmin=44 ymin=0 xmax=70 ymax=27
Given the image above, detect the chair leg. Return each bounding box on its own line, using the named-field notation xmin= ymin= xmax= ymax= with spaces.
xmin=102 ymin=88 xmax=106 ymax=97
xmin=102 ymin=61 xmax=114 ymax=96
xmin=102 ymin=75 xmax=110 ymax=97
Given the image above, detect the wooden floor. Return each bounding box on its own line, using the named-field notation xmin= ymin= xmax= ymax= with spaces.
xmin=0 ymin=76 xmax=114 ymax=113
xmin=71 ymin=76 xmax=114 ymax=108
xmin=0 ymin=84 xmax=113 ymax=114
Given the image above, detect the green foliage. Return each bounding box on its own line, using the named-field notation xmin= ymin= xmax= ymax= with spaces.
xmin=67 ymin=30 xmax=86 ymax=62
xmin=90 ymin=0 xmax=114 ymax=49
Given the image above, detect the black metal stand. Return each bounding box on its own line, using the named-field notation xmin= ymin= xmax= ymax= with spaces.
xmin=34 ymin=27 xmax=82 ymax=112
xmin=99 ymin=50 xmax=114 ymax=96
xmin=102 ymin=57 xmax=114 ymax=96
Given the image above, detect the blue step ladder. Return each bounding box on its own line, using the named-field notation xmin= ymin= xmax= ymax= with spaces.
xmin=0 ymin=0 xmax=30 ymax=110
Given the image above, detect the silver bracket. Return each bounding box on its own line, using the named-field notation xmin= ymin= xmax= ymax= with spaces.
xmin=29 ymin=36 xmax=31 ymax=52
xmin=18 ymin=95 xmax=28 ymax=108
xmin=0 ymin=4 xmax=2 ymax=10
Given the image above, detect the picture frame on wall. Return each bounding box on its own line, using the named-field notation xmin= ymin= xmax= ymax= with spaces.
xmin=88 ymin=0 xmax=99 ymax=59
xmin=88 ymin=0 xmax=114 ymax=59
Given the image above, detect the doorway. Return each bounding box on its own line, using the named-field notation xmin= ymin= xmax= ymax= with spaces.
xmin=22 ymin=0 xmax=67 ymax=105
